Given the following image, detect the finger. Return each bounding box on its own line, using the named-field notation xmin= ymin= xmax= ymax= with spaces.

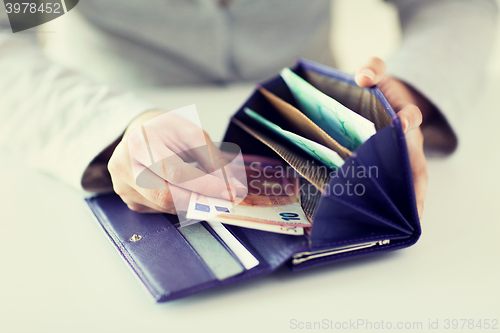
xmin=125 ymin=201 xmax=166 ymax=214
xmin=135 ymin=180 xmax=192 ymax=213
xmin=113 ymin=178 xmax=177 ymax=214
xmin=131 ymin=163 xmax=200 ymax=212
xmin=109 ymin=135 xmax=190 ymax=213
xmin=397 ymin=104 xmax=423 ymax=133
xmin=355 ymin=56 xmax=387 ymax=88
xmin=124 ymin=195 xmax=173 ymax=214
xmin=405 ymin=129 xmax=428 ymax=219
xmin=200 ymin=133 xmax=248 ymax=197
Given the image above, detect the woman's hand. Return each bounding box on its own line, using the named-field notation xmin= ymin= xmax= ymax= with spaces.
xmin=108 ymin=109 xmax=246 ymax=214
xmin=355 ymin=57 xmax=429 ymax=218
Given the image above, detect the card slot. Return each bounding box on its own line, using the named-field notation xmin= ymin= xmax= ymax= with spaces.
xmin=258 ymin=87 xmax=352 ymax=160
xmin=222 ymin=224 xmax=308 ymax=269
xmin=176 ymin=222 xmax=245 ymax=281
xmin=202 ymin=221 xmax=260 ymax=271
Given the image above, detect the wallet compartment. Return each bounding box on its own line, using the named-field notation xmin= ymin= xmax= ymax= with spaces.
xmin=224 ymin=58 xmax=421 ymax=256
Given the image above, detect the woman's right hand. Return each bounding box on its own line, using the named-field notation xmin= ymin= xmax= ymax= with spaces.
xmin=108 ymin=109 xmax=246 ymax=214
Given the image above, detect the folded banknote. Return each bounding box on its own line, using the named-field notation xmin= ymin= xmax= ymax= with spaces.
xmin=281 ymin=67 xmax=376 ymax=151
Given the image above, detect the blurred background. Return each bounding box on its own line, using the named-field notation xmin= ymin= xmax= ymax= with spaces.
xmin=331 ymin=0 xmax=500 ymax=75
xmin=40 ymin=0 xmax=500 ymax=80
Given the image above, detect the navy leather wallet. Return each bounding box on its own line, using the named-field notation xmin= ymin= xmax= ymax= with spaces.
xmin=86 ymin=59 xmax=421 ymax=302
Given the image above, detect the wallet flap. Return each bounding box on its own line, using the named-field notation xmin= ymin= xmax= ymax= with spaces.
xmin=86 ymin=194 xmax=308 ymax=302
xmin=353 ymin=121 xmax=419 ymax=228
xmin=87 ymin=194 xmax=216 ymax=301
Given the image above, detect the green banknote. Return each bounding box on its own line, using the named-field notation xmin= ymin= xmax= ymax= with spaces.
xmin=280 ymin=68 xmax=376 ymax=151
xmin=244 ymin=108 xmax=344 ymax=169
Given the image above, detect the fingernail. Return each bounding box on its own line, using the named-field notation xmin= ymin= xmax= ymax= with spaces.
xmin=359 ymin=68 xmax=375 ymax=81
xmin=402 ymin=119 xmax=409 ymax=132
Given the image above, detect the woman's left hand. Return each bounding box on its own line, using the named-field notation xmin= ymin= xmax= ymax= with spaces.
xmin=355 ymin=57 xmax=429 ymax=218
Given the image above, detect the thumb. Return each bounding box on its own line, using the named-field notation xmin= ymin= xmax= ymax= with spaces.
xmin=355 ymin=57 xmax=387 ymax=88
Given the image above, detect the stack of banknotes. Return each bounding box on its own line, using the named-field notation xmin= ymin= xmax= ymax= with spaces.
xmin=186 ymin=67 xmax=377 ymax=235
xmin=187 ymin=155 xmax=310 ymax=235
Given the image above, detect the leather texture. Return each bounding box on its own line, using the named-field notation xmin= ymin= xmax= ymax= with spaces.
xmin=86 ymin=59 xmax=421 ymax=302
xmin=86 ymin=194 xmax=307 ymax=302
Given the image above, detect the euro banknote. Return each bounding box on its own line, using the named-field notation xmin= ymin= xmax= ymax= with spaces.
xmin=280 ymin=68 xmax=376 ymax=151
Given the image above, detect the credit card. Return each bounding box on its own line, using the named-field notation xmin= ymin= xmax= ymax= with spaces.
xmin=206 ymin=220 xmax=260 ymax=270
xmin=178 ymin=223 xmax=244 ymax=280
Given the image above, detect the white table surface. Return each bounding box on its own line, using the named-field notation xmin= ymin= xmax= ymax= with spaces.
xmin=1 ymin=78 xmax=499 ymax=333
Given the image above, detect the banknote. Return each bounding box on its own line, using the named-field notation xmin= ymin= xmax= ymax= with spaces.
xmin=280 ymin=68 xmax=376 ymax=151
xmin=218 ymin=152 xmax=302 ymax=199
xmin=207 ymin=217 xmax=304 ymax=236
xmin=186 ymin=154 xmax=310 ymax=235
xmin=205 ymin=220 xmax=260 ymax=269
xmin=244 ymin=108 xmax=344 ymax=169
xmin=186 ymin=192 xmax=311 ymax=227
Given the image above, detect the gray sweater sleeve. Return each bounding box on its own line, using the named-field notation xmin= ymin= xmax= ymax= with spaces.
xmin=385 ymin=0 xmax=498 ymax=152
